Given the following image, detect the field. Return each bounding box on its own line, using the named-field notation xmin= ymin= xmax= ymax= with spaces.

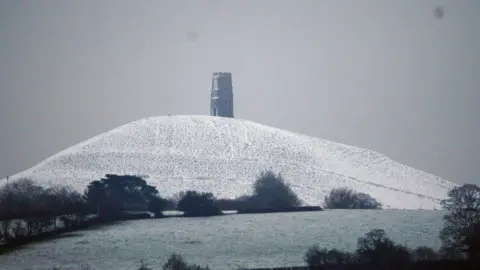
xmin=0 ymin=210 xmax=445 ymax=269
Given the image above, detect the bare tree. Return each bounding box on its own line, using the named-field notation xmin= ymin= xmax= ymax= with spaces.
xmin=0 ymin=178 xmax=51 ymax=239
xmin=47 ymin=185 xmax=89 ymax=229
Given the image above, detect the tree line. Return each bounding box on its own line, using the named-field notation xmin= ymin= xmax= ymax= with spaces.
xmin=0 ymin=169 xmax=416 ymax=254
xmin=0 ymin=170 xmax=306 ymax=247
xmin=0 ymin=169 xmax=383 ymax=249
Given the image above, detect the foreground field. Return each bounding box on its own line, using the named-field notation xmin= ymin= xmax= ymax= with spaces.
xmin=0 ymin=210 xmax=444 ymax=270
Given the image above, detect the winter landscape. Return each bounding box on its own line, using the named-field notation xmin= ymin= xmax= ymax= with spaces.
xmin=1 ymin=2 xmax=479 ymax=269
xmin=7 ymin=115 xmax=456 ymax=210
xmin=1 ymin=115 xmax=474 ymax=270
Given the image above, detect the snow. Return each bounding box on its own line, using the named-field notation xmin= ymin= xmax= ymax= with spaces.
xmin=5 ymin=115 xmax=456 ymax=209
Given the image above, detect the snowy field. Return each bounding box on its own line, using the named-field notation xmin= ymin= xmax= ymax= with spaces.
xmin=6 ymin=115 xmax=456 ymax=209
xmin=0 ymin=210 xmax=445 ymax=270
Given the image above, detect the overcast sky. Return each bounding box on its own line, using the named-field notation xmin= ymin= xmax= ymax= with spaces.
xmin=0 ymin=0 xmax=479 ymax=185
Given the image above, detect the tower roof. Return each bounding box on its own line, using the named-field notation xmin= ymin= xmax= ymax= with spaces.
xmin=212 ymin=72 xmax=232 ymax=78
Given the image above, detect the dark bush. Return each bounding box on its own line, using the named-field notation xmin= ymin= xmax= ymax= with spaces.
xmin=177 ymin=191 xmax=221 ymax=217
xmin=305 ymin=246 xmax=356 ymax=267
xmin=305 ymin=229 xmax=413 ymax=269
xmin=324 ymin=187 xmax=382 ymax=209
xmin=249 ymin=170 xmax=301 ymax=209
xmin=356 ymin=229 xmax=411 ymax=268
xmin=411 ymin=246 xmax=440 ymax=261
xmin=213 ymin=171 xmax=303 ymax=211
xmin=162 ymin=254 xmax=210 ymax=270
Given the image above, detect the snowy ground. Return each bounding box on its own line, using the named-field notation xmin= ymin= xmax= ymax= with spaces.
xmin=5 ymin=115 xmax=456 ymax=209
xmin=0 ymin=210 xmax=445 ymax=270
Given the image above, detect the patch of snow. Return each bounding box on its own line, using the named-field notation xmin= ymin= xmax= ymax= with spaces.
xmin=7 ymin=115 xmax=456 ymax=209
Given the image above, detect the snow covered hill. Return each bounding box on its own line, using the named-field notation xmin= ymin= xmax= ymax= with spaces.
xmin=6 ymin=115 xmax=456 ymax=209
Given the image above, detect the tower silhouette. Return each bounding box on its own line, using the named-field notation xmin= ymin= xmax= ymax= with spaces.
xmin=210 ymin=72 xmax=234 ymax=118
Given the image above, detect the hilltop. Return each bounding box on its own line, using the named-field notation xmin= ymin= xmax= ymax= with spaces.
xmin=6 ymin=115 xmax=456 ymax=209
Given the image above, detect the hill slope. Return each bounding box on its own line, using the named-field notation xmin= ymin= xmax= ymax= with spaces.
xmin=7 ymin=115 xmax=456 ymax=209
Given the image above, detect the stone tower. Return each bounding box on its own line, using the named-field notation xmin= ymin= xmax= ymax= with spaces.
xmin=210 ymin=72 xmax=234 ymax=118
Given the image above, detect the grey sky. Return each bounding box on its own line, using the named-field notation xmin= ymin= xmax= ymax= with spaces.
xmin=0 ymin=0 xmax=479 ymax=185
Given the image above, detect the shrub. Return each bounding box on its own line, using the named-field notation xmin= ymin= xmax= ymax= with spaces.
xmin=411 ymin=246 xmax=440 ymax=261
xmin=305 ymin=246 xmax=356 ymax=267
xmin=324 ymin=187 xmax=382 ymax=209
xmin=249 ymin=170 xmax=301 ymax=209
xmin=162 ymin=254 xmax=210 ymax=270
xmin=356 ymin=229 xmax=411 ymax=267
xmin=177 ymin=191 xmax=221 ymax=217
xmin=305 ymin=229 xmax=413 ymax=268
xmin=213 ymin=170 xmax=303 ymax=211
